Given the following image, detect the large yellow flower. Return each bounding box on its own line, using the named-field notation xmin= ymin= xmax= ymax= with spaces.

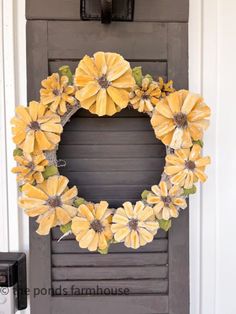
xmin=19 ymin=175 xmax=77 ymax=235
xmin=71 ymin=201 xmax=113 ymax=252
xmin=11 ymin=101 xmax=63 ymax=154
xmin=40 ymin=73 xmax=76 ymax=115
xmin=74 ymin=52 xmax=135 ymax=116
xmin=151 ymin=90 xmax=211 ymax=149
xmin=164 ymin=144 xmax=211 ymax=189
xmin=147 ymin=181 xmax=187 ymax=220
xmin=111 ymin=201 xmax=159 ymax=249
xmin=12 ymin=153 xmax=48 ymax=184
xmin=129 ymin=77 xmax=161 ymax=112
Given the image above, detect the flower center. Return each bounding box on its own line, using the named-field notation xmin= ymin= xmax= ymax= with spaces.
xmin=161 ymin=195 xmax=172 ymax=207
xmin=128 ymin=218 xmax=138 ymax=231
xmin=173 ymin=112 xmax=188 ymax=128
xmin=185 ymin=160 xmax=196 ymax=170
xmin=98 ymin=75 xmax=110 ymax=89
xmin=29 ymin=121 xmax=40 ymax=130
xmin=53 ymin=89 xmax=61 ymax=96
xmin=47 ymin=196 xmax=62 ymax=208
xmin=142 ymin=93 xmax=149 ymax=100
xmin=27 ymin=162 xmax=35 ymax=170
xmin=90 ymin=219 xmax=104 ymax=233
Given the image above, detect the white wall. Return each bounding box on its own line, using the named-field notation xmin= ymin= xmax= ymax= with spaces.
xmin=0 ymin=0 xmax=236 ymax=313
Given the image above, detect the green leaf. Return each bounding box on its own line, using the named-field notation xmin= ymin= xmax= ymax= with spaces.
xmin=13 ymin=148 xmax=23 ymax=157
xmin=98 ymin=246 xmax=109 ymax=255
xmin=60 ymin=222 xmax=72 ymax=234
xmin=183 ymin=184 xmax=197 ymax=195
xmin=158 ymin=219 xmax=172 ymax=231
xmin=42 ymin=165 xmax=58 ymax=179
xmin=192 ymin=139 xmax=204 ymax=148
xmin=141 ymin=190 xmax=150 ymax=200
xmin=74 ymin=197 xmax=86 ymax=207
xmin=59 ymin=65 xmax=73 ymax=85
xmin=144 ymin=74 xmax=153 ymax=83
xmin=132 ymin=66 xmax=143 ymax=86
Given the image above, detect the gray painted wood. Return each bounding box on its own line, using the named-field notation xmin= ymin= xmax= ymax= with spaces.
xmin=51 ymin=295 xmax=169 ymax=314
xmin=51 ymin=238 xmax=168 ymax=253
xmin=52 ymin=265 xmax=168 ymax=280
xmin=27 ymin=21 xmax=52 ymax=314
xmin=26 ymin=1 xmax=189 ymax=312
xmin=47 ymin=21 xmax=167 ymax=60
xmin=26 ymin=0 xmax=188 ymax=22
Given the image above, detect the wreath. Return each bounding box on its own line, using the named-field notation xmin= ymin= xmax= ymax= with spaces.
xmin=11 ymin=52 xmax=211 ymax=253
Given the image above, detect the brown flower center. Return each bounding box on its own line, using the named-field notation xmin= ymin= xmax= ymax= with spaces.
xmin=142 ymin=93 xmax=149 ymax=100
xmin=90 ymin=219 xmax=104 ymax=233
xmin=98 ymin=75 xmax=110 ymax=89
xmin=29 ymin=121 xmax=40 ymax=130
xmin=53 ymin=89 xmax=61 ymax=96
xmin=161 ymin=195 xmax=172 ymax=207
xmin=128 ymin=218 xmax=138 ymax=231
xmin=27 ymin=162 xmax=35 ymax=170
xmin=185 ymin=160 xmax=196 ymax=170
xmin=173 ymin=112 xmax=188 ymax=128
xmin=47 ymin=196 xmax=62 ymax=208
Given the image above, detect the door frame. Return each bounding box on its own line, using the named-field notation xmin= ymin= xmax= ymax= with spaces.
xmin=0 ymin=0 xmax=218 ymax=313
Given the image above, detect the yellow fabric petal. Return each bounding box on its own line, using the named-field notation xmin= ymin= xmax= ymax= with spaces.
xmin=56 ymin=207 xmax=71 ymax=225
xmin=195 ymin=156 xmax=211 ymax=167
xmin=22 ymin=183 xmax=48 ymax=200
xmin=106 ymin=60 xmax=130 ymax=82
xmin=46 ymin=175 xmax=59 ymax=196
xmin=164 ymin=165 xmax=185 ymax=175
xmin=114 ymin=226 xmax=130 ymax=242
xmin=94 ymin=51 xmax=107 ymax=76
xmin=95 ymin=201 xmax=109 ymax=220
xmin=16 ymin=106 xmax=32 ymax=124
xmin=23 ymin=130 xmax=35 ymax=153
xmin=77 ymin=82 xmax=100 ymax=102
xmin=56 ymin=176 xmax=69 ymax=195
xmin=61 ymin=186 xmax=78 ymax=203
xmin=189 ymin=144 xmax=202 ymax=161
xmin=159 ymin=181 xmax=168 ymax=197
xmin=130 ymin=230 xmax=140 ymax=249
xmin=88 ymin=232 xmax=99 ymax=251
xmin=95 ymin=88 xmax=107 ymax=116
xmin=36 ymin=211 xmax=55 ymax=235
xmin=79 ymin=229 xmax=95 ymax=248
xmin=107 ymin=86 xmax=129 ymax=109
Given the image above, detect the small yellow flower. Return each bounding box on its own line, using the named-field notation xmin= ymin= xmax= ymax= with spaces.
xmin=11 ymin=101 xmax=63 ymax=154
xmin=151 ymin=90 xmax=211 ymax=149
xmin=111 ymin=201 xmax=159 ymax=249
xmin=129 ymin=77 xmax=161 ymax=112
xmin=71 ymin=201 xmax=113 ymax=252
xmin=74 ymin=52 xmax=135 ymax=116
xmin=158 ymin=77 xmax=175 ymax=97
xmin=19 ymin=175 xmax=78 ymax=235
xmin=164 ymin=144 xmax=211 ymax=189
xmin=12 ymin=153 xmax=48 ymax=184
xmin=40 ymin=73 xmax=76 ymax=115
xmin=147 ymin=182 xmax=187 ymax=220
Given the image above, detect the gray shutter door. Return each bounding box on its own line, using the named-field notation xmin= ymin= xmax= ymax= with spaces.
xmin=26 ymin=2 xmax=189 ymax=313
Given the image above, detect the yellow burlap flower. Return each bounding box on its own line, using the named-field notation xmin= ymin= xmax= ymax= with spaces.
xmin=111 ymin=201 xmax=159 ymax=249
xmin=129 ymin=77 xmax=161 ymax=112
xmin=74 ymin=51 xmax=135 ymax=116
xmin=71 ymin=201 xmax=113 ymax=252
xmin=12 ymin=153 xmax=48 ymax=184
xmin=147 ymin=182 xmax=187 ymax=220
xmin=11 ymin=101 xmax=63 ymax=154
xmin=158 ymin=77 xmax=175 ymax=97
xmin=164 ymin=144 xmax=211 ymax=189
xmin=40 ymin=73 xmax=76 ymax=115
xmin=19 ymin=175 xmax=77 ymax=235
xmin=151 ymin=90 xmax=211 ymax=149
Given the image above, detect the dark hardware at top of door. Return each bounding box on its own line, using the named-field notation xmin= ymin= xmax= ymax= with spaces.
xmin=81 ymin=0 xmax=135 ymax=23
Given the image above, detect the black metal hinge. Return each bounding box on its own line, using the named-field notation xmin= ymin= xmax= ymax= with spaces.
xmin=81 ymin=0 xmax=135 ymax=24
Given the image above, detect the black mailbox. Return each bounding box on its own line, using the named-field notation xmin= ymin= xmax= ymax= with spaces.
xmin=0 ymin=253 xmax=27 ymax=313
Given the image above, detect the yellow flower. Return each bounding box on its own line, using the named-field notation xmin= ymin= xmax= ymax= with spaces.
xmin=74 ymin=52 xmax=135 ymax=116
xmin=11 ymin=101 xmax=63 ymax=154
xmin=151 ymin=90 xmax=211 ymax=149
xmin=164 ymin=144 xmax=211 ymax=189
xmin=19 ymin=175 xmax=77 ymax=235
xmin=129 ymin=77 xmax=161 ymax=112
xmin=147 ymin=182 xmax=187 ymax=220
xmin=71 ymin=201 xmax=113 ymax=252
xmin=12 ymin=153 xmax=48 ymax=184
xmin=40 ymin=73 xmax=76 ymax=115
xmin=158 ymin=77 xmax=175 ymax=97
xmin=111 ymin=201 xmax=159 ymax=249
